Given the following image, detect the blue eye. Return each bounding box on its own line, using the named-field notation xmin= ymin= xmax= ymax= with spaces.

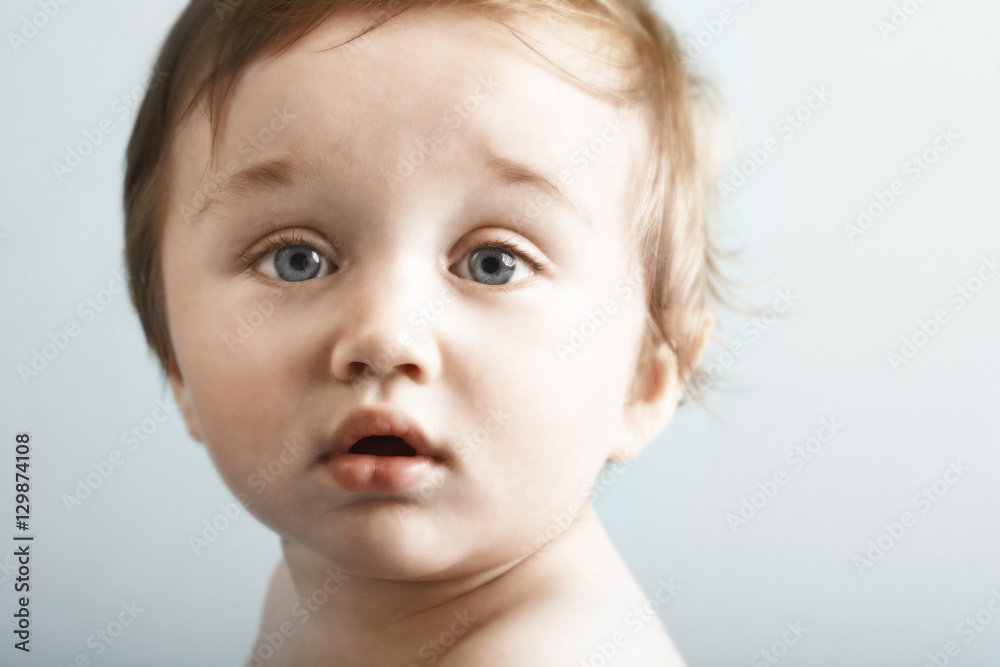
xmin=462 ymin=244 xmax=535 ymax=285
xmin=258 ymin=244 xmax=333 ymax=282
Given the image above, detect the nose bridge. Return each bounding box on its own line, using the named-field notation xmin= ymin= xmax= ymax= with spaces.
xmin=331 ymin=248 xmax=443 ymax=384
xmin=358 ymin=254 xmax=425 ymax=340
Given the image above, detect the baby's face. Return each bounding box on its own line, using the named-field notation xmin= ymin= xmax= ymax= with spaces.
xmin=162 ymin=6 xmax=665 ymax=577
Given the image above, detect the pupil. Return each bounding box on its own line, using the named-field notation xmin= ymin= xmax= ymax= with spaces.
xmin=290 ymin=252 xmax=308 ymax=271
xmin=482 ymin=256 xmax=500 ymax=274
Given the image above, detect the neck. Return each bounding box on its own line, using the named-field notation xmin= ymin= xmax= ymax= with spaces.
xmin=277 ymin=501 xmax=613 ymax=664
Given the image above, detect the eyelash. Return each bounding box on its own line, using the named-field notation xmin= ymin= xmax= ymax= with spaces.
xmin=239 ymin=230 xmax=320 ymax=271
xmin=465 ymin=238 xmax=547 ymax=272
xmin=240 ymin=231 xmax=548 ymax=288
xmin=462 ymin=237 xmax=547 ymax=293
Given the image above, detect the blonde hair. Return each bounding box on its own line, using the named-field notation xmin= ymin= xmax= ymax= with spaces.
xmin=124 ymin=0 xmax=728 ymax=399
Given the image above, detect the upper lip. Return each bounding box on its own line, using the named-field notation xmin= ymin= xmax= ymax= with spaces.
xmin=326 ymin=406 xmax=442 ymax=459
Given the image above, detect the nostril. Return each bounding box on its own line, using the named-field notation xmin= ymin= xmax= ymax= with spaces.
xmin=347 ymin=361 xmax=375 ymax=384
xmin=345 ymin=361 xmax=420 ymax=385
xmin=398 ymin=362 xmax=421 ymax=380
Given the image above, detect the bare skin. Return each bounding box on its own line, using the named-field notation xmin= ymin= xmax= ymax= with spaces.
xmin=159 ymin=6 xmax=705 ymax=666
xmin=250 ymin=504 xmax=685 ymax=666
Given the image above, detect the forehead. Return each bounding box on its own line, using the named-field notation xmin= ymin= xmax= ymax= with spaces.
xmin=167 ymin=6 xmax=648 ymax=241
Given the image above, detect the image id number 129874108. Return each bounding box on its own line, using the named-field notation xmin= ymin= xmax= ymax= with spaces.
xmin=13 ymin=432 xmax=32 ymax=653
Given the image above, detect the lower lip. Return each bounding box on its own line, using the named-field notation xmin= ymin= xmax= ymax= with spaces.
xmin=324 ymin=453 xmax=443 ymax=494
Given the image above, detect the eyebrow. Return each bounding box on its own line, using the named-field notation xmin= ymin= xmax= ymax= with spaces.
xmin=192 ymin=157 xmax=303 ymax=223
xmin=191 ymin=150 xmax=593 ymax=229
xmin=480 ymin=150 xmax=594 ymax=230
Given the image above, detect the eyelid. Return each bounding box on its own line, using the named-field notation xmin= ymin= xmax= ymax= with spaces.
xmin=450 ymin=235 xmax=548 ymax=293
xmin=240 ymin=229 xmax=547 ymax=289
xmin=463 ymin=236 xmax=549 ymax=273
xmin=239 ymin=228 xmax=337 ymax=272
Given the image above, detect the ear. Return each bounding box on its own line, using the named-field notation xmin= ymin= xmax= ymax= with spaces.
xmin=166 ymin=355 xmax=203 ymax=443
xmin=609 ymin=342 xmax=682 ymax=461
xmin=609 ymin=308 xmax=714 ymax=461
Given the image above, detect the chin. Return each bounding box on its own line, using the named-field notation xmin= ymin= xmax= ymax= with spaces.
xmin=298 ymin=505 xmax=473 ymax=580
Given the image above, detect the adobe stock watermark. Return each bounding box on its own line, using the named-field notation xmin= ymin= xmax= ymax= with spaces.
xmin=62 ymin=394 xmax=180 ymax=514
xmin=519 ymin=502 xmax=586 ymax=561
xmin=844 ymin=127 xmax=959 ymax=244
xmin=187 ymin=501 xmax=244 ymax=557
xmin=178 ymin=105 xmax=296 ymax=224
xmin=8 ymin=0 xmax=74 ymax=53
xmin=877 ymin=0 xmax=932 ymax=40
xmin=405 ymin=610 xmax=478 ymax=667
xmin=238 ymin=566 xmax=351 ymax=667
xmin=403 ymin=407 xmax=511 ymax=509
xmin=222 ymin=288 xmax=288 ymax=352
xmin=690 ymin=287 xmax=798 ymax=396
xmin=349 ymin=286 xmax=458 ymax=392
xmin=213 ymin=0 xmax=246 ymax=20
xmin=509 ymin=114 xmax=627 ymax=239
xmin=555 ymin=266 xmax=645 ymax=361
xmin=719 ymin=86 xmax=833 ymax=200
xmin=750 ymin=621 xmax=809 ymax=667
xmin=682 ymin=0 xmax=757 ymax=60
xmin=852 ymin=459 xmax=970 ymax=575
xmin=919 ymin=587 xmax=1000 ymax=667
xmin=52 ymin=66 xmax=169 ymax=183
xmin=17 ymin=271 xmax=127 ymax=386
xmin=726 ymin=417 xmax=843 ymax=535
xmin=55 ymin=600 xmax=145 ymax=666
xmin=519 ymin=460 xmax=632 ymax=561
xmin=585 ymin=459 xmax=634 ymax=504
xmin=563 ymin=117 xmax=627 ymax=177
xmin=887 ymin=254 xmax=997 ymax=371
xmin=578 ymin=578 xmax=681 ymax=667
xmin=189 ymin=439 xmax=303 ymax=556
xmin=337 ymin=0 xmax=403 ymax=62
xmin=247 ymin=438 xmax=306 ymax=495
xmin=339 ymin=31 xmax=376 ymax=63
xmin=387 ymin=75 xmax=500 ymax=189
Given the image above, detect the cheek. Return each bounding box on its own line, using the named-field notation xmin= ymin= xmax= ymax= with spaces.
xmin=528 ymin=275 xmax=643 ymax=411
xmin=195 ymin=324 xmax=317 ymax=469
xmin=449 ymin=283 xmax=641 ymax=491
xmin=164 ymin=259 xmax=308 ymax=485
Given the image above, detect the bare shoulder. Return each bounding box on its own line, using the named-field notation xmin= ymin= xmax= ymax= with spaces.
xmin=607 ymin=619 xmax=688 ymax=667
xmin=438 ymin=598 xmax=687 ymax=667
xmin=439 ymin=565 xmax=687 ymax=667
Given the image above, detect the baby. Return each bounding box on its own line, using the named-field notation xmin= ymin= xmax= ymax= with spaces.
xmin=123 ymin=0 xmax=721 ymax=664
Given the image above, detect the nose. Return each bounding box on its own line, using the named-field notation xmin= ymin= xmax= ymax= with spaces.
xmin=330 ymin=261 xmax=444 ymax=388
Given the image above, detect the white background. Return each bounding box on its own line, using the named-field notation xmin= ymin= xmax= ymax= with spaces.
xmin=1 ymin=0 xmax=998 ymax=665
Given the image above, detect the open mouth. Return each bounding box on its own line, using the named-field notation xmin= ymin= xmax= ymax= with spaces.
xmin=347 ymin=435 xmax=418 ymax=457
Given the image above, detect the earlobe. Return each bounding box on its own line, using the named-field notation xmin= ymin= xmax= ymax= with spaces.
xmin=166 ymin=356 xmax=203 ymax=443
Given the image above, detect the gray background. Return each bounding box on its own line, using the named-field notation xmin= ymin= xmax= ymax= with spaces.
xmin=1 ymin=0 xmax=998 ymax=665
